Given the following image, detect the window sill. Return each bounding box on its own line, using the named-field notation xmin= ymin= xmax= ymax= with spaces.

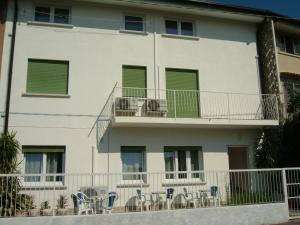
xmin=119 ymin=29 xmax=149 ymax=35
xmin=162 ymin=181 xmax=206 ymax=187
xmin=22 ymin=185 xmax=67 ymax=191
xmin=117 ymin=183 xmax=150 ymax=188
xmin=278 ymin=51 xmax=300 ymax=59
xmin=161 ymin=33 xmax=199 ymax=40
xmin=27 ymin=21 xmax=74 ymax=29
xmin=22 ymin=93 xmax=71 ymax=98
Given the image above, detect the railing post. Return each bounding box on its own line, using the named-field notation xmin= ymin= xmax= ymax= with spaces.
xmin=173 ymin=90 xmax=177 ymax=118
xmin=53 ymin=175 xmax=56 ymax=216
xmin=140 ymin=173 xmax=143 ymax=212
xmin=227 ymin=93 xmax=230 ymax=119
xmin=282 ymin=169 xmax=288 ymax=205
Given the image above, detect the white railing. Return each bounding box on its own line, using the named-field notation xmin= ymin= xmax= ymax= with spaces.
xmin=0 ymin=169 xmax=285 ymax=218
xmin=285 ymin=168 xmax=300 ymax=219
xmin=112 ymin=87 xmax=279 ymax=121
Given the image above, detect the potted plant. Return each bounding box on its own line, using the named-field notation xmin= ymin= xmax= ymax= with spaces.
xmin=27 ymin=196 xmax=39 ymax=217
xmin=40 ymin=201 xmax=52 ymax=216
xmin=56 ymin=195 xmax=68 ymax=216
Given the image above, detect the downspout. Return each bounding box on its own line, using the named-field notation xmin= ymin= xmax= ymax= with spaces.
xmin=4 ymin=0 xmax=18 ymax=134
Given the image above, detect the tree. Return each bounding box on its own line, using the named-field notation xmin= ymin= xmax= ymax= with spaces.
xmin=0 ymin=132 xmax=22 ymax=216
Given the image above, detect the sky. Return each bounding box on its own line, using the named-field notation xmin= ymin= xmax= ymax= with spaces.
xmin=212 ymin=0 xmax=300 ymax=19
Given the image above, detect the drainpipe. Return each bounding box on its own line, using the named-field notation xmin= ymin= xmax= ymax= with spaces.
xmin=4 ymin=0 xmax=18 ymax=134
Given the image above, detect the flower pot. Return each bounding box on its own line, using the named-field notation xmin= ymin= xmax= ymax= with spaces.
xmin=41 ymin=209 xmax=53 ymax=216
xmin=57 ymin=208 xmax=68 ymax=216
xmin=28 ymin=209 xmax=40 ymax=217
xmin=16 ymin=210 xmax=28 ymax=217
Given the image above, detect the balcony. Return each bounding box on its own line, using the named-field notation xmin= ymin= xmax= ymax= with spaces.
xmin=107 ymin=87 xmax=279 ymax=128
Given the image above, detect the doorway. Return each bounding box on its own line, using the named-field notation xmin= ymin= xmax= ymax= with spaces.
xmin=228 ymin=146 xmax=249 ymax=193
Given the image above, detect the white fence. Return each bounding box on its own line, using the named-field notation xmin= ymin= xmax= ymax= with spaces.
xmin=0 ymin=169 xmax=286 ymax=218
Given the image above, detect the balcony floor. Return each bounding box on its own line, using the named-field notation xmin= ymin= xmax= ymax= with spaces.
xmin=112 ymin=116 xmax=279 ymax=128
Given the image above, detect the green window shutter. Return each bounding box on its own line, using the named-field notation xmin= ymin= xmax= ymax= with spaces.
xmin=166 ymin=69 xmax=200 ymax=118
xmin=26 ymin=59 xmax=69 ymax=94
xmin=122 ymin=66 xmax=146 ymax=97
xmin=22 ymin=146 xmax=65 ymax=153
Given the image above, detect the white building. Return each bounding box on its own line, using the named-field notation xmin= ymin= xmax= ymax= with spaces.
xmin=0 ymin=0 xmax=279 ymax=195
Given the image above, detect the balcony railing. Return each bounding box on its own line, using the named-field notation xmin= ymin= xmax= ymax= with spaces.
xmin=0 ymin=169 xmax=285 ymax=218
xmin=112 ymin=87 xmax=279 ymax=121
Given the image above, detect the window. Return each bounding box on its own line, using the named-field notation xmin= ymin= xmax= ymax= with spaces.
xmin=122 ymin=65 xmax=147 ymax=97
xmin=121 ymin=146 xmax=145 ymax=181
xmin=26 ymin=59 xmax=69 ymax=95
xmin=54 ymin=8 xmax=70 ymax=24
xmin=35 ymin=6 xmax=50 ymax=22
xmin=125 ymin=15 xmax=144 ymax=32
xmin=23 ymin=146 xmax=65 ymax=182
xmin=165 ymin=20 xmax=178 ymax=35
xmin=276 ymin=34 xmax=300 ymax=55
xmin=34 ymin=6 xmax=70 ymax=24
xmin=165 ymin=19 xmax=194 ymax=36
xmin=164 ymin=147 xmax=203 ymax=180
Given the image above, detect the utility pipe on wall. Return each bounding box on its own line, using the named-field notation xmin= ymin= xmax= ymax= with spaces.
xmin=4 ymin=0 xmax=18 ymax=134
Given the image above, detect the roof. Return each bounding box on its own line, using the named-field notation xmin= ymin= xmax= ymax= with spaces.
xmin=281 ymin=72 xmax=300 ymax=78
xmin=165 ymin=0 xmax=300 ymax=25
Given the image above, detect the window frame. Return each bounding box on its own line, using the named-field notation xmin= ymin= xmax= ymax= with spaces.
xmin=277 ymin=34 xmax=300 ymax=56
xmin=25 ymin=58 xmax=70 ymax=96
xmin=123 ymin=13 xmax=145 ymax=32
xmin=22 ymin=146 xmax=65 ymax=186
xmin=121 ymin=146 xmax=146 ymax=183
xmin=33 ymin=4 xmax=72 ymax=25
xmin=164 ymin=146 xmax=203 ymax=182
xmin=164 ymin=18 xmax=195 ymax=37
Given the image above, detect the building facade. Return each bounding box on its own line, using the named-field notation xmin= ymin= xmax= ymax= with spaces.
xmin=0 ymin=0 xmax=280 ymax=184
xmin=274 ymin=20 xmax=300 ymax=116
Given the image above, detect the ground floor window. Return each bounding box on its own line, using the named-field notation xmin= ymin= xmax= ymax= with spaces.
xmin=23 ymin=146 xmax=65 ymax=182
xmin=121 ymin=146 xmax=145 ymax=181
xmin=164 ymin=146 xmax=203 ymax=180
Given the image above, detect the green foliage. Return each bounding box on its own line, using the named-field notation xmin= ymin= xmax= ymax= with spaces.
xmin=41 ymin=201 xmax=50 ymax=210
xmin=0 ymin=132 xmax=21 ymax=173
xmin=57 ymin=195 xmax=68 ymax=209
xmin=287 ymin=90 xmax=300 ymax=114
xmin=256 ymin=111 xmax=300 ymax=168
xmin=256 ymin=128 xmax=282 ymax=168
xmin=227 ymin=191 xmax=284 ymax=205
xmin=280 ymin=113 xmax=300 ymax=167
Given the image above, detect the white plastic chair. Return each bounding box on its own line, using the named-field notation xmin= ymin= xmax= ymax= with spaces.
xmin=71 ymin=192 xmax=94 ymax=215
xmin=136 ymin=189 xmax=152 ymax=211
xmin=101 ymin=192 xmax=119 ymax=214
xmin=182 ymin=187 xmax=199 ymax=208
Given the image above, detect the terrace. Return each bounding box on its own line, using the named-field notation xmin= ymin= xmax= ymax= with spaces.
xmin=0 ymin=169 xmax=286 ymax=218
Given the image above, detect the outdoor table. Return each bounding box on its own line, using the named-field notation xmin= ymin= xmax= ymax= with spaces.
xmin=151 ymin=191 xmax=166 ymax=210
xmin=90 ymin=195 xmax=105 ymax=214
xmin=199 ymin=190 xmax=210 ymax=207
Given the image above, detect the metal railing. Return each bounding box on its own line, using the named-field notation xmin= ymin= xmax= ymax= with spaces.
xmin=112 ymin=87 xmax=279 ymax=121
xmin=0 ymin=169 xmax=285 ymax=218
xmin=285 ymin=168 xmax=300 ymax=219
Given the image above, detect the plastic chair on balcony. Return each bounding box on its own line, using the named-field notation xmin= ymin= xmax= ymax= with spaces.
xmin=136 ymin=189 xmax=152 ymax=211
xmin=182 ymin=187 xmax=199 ymax=208
xmin=165 ymin=188 xmax=174 ymax=210
xmin=71 ymin=192 xmax=94 ymax=215
xmin=101 ymin=192 xmax=119 ymax=214
xmin=204 ymin=186 xmax=221 ymax=207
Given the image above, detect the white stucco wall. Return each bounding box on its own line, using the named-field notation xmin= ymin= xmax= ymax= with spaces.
xmin=0 ymin=0 xmax=264 ymax=174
